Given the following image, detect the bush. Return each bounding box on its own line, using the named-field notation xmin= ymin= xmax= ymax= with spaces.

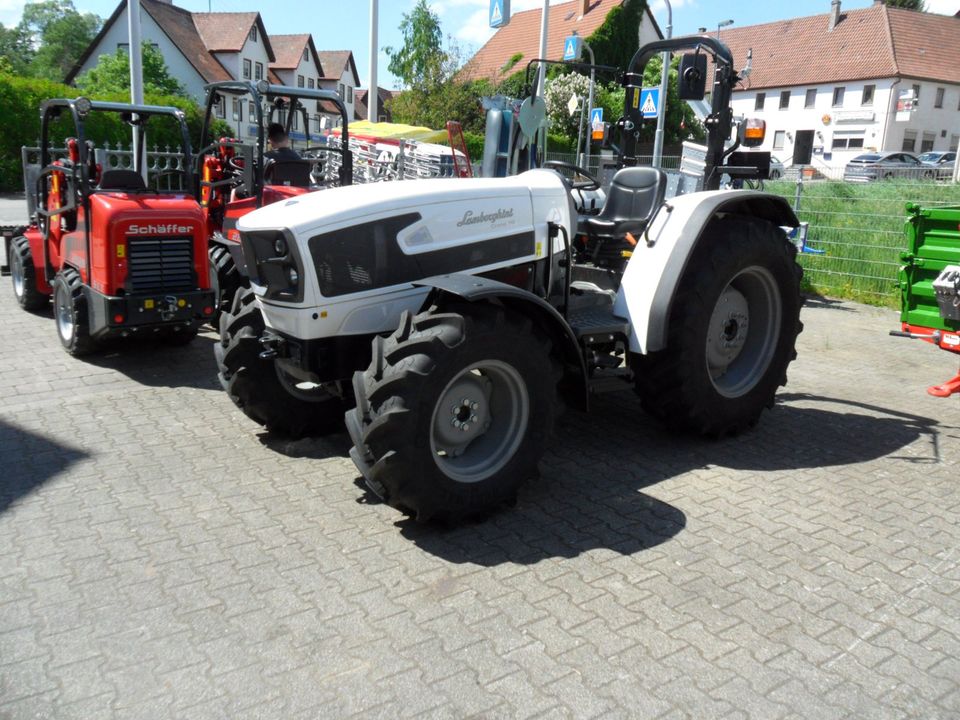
xmin=0 ymin=73 xmax=226 ymax=191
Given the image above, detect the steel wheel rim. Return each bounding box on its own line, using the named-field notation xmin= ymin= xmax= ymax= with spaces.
xmin=55 ymin=282 xmax=74 ymax=342
xmin=705 ymin=265 xmax=782 ymax=398
xmin=430 ymin=360 xmax=529 ymax=484
xmin=10 ymin=247 xmax=24 ymax=299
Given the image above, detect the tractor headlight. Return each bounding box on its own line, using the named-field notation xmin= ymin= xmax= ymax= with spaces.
xmin=287 ymin=267 xmax=299 ymax=286
xmin=239 ymin=229 xmax=304 ymax=303
xmin=274 ymin=236 xmax=287 ymax=256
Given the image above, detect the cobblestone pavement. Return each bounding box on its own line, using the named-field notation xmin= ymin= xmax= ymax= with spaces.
xmin=1 ymin=283 xmax=958 ymax=720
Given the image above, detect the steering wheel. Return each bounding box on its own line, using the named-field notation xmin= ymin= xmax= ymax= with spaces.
xmin=543 ymin=160 xmax=600 ymax=191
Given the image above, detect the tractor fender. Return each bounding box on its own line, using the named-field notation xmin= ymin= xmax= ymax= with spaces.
xmin=415 ymin=273 xmax=590 ymax=411
xmin=613 ymin=189 xmax=799 ymax=354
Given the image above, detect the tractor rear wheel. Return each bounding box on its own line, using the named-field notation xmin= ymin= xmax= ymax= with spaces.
xmin=215 ymin=287 xmax=345 ymax=438
xmin=10 ymin=236 xmax=47 ymax=311
xmin=53 ymin=267 xmax=96 ymax=356
xmin=634 ymin=216 xmax=803 ymax=436
xmin=348 ymin=302 xmax=559 ymax=522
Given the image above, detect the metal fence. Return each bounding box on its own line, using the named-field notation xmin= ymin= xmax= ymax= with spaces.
xmin=308 ymin=136 xmax=465 ymax=185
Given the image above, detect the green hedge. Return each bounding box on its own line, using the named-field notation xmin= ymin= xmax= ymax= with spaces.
xmin=0 ymin=73 xmax=225 ymax=192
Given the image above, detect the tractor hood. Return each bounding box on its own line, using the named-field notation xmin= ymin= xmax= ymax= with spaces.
xmin=237 ymin=170 xmax=569 ymax=237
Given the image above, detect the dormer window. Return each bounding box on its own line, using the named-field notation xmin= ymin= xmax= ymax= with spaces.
xmin=249 ymin=25 xmax=257 ymax=42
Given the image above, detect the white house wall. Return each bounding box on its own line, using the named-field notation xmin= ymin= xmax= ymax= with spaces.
xmin=72 ymin=5 xmax=207 ymax=101
xmin=731 ymin=77 xmax=960 ymax=171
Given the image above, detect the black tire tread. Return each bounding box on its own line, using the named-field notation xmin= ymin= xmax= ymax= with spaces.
xmin=10 ymin=236 xmax=48 ymax=311
xmin=54 ymin=267 xmax=96 ymax=357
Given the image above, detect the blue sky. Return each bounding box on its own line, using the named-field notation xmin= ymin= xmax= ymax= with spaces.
xmin=4 ymin=0 xmax=959 ymax=89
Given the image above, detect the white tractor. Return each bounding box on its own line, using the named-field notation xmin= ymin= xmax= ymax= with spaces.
xmin=215 ymin=36 xmax=803 ymax=521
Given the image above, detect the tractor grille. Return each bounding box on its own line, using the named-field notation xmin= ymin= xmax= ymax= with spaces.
xmin=126 ymin=236 xmax=195 ymax=293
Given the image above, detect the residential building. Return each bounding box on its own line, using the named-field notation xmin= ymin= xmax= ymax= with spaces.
xmin=355 ymin=88 xmax=394 ymax=123
xmin=269 ymin=34 xmax=339 ymax=136
xmin=717 ymin=0 xmax=960 ymax=172
xmin=459 ymin=0 xmax=661 ymax=83
xmin=316 ymin=51 xmax=360 ymax=123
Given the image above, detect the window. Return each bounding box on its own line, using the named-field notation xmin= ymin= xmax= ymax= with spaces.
xmin=255 ymin=62 xmax=263 ymax=81
xmin=298 ymin=75 xmax=304 ymax=88
xmin=347 ymin=86 xmax=353 ymax=103
xmin=248 ymin=101 xmax=256 ymax=119
xmin=831 ymin=133 xmax=864 ymax=150
xmin=779 ymin=91 xmax=790 ymax=110
xmin=804 ymin=88 xmax=816 ymax=108
xmin=862 ymin=84 xmax=874 ymax=106
xmin=242 ymin=59 xmax=251 ymax=79
xmin=935 ymin=87 xmax=944 ymax=108
xmin=832 ymin=86 xmax=845 ymax=107
xmin=754 ymin=92 xmax=765 ymax=111
xmin=232 ymin=98 xmax=242 ymax=122
xmin=338 ymin=83 xmax=345 ymax=100
xmin=921 ymin=132 xmax=936 ymax=152
xmin=912 ymin=84 xmax=921 ymax=102
xmin=902 ymin=130 xmax=917 ymax=152
xmin=308 ymin=78 xmax=314 ymax=89
xmin=773 ymin=130 xmax=785 ymax=150
xmin=214 ymin=96 xmax=225 ymax=118
xmin=249 ymin=25 xmax=257 ymax=42
xmin=950 ymin=134 xmax=959 ymax=152
xmin=303 ymin=47 xmax=309 ymax=61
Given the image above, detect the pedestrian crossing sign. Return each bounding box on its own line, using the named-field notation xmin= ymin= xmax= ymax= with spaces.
xmin=639 ymin=88 xmax=659 ymax=119
xmin=489 ymin=0 xmax=510 ymax=28
xmin=563 ymin=35 xmax=582 ymax=61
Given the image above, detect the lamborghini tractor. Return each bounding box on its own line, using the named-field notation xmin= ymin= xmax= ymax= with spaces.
xmin=215 ymin=35 xmax=804 ymax=521
xmin=8 ymin=98 xmax=215 ymax=355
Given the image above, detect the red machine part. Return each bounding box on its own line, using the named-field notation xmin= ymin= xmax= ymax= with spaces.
xmin=901 ymin=323 xmax=960 ymax=397
xmin=446 ymin=121 xmax=473 ymax=179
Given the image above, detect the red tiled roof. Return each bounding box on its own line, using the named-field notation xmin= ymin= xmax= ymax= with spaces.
xmin=270 ymin=33 xmax=311 ymax=70
xmin=459 ymin=0 xmax=625 ymax=83
xmin=193 ymin=12 xmax=259 ymax=53
xmin=716 ymin=4 xmax=960 ymax=91
xmin=316 ymin=51 xmax=360 ymax=86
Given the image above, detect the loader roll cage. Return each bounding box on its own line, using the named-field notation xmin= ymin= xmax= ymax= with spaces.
xmin=198 ymin=80 xmax=353 ymax=208
xmin=36 ymin=97 xmax=194 ymax=283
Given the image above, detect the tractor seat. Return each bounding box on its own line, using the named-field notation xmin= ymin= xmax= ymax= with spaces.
xmin=580 ymin=167 xmax=666 ymax=239
xmin=98 ymin=169 xmax=147 ymax=192
xmin=265 ymin=159 xmax=313 ymax=187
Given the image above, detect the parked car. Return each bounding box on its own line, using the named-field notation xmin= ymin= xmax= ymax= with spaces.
xmin=917 ymin=151 xmax=956 ymax=180
xmin=843 ymin=152 xmax=923 ymax=182
xmin=768 ymin=156 xmax=786 ymax=180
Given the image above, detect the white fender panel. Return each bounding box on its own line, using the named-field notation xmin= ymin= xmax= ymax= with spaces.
xmin=614 ymin=189 xmax=746 ymax=355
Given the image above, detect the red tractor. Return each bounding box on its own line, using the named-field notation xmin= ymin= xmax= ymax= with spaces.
xmin=197 ymin=80 xmax=352 ymax=316
xmin=8 ymin=97 xmax=215 ymax=355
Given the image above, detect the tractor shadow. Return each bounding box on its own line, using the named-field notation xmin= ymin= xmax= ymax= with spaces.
xmin=0 ymin=419 xmax=90 ymax=513
xmin=392 ymin=391 xmax=939 ymax=565
xmin=83 ymin=329 xmax=221 ymax=390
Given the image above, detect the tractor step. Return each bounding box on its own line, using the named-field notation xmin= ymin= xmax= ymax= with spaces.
xmin=568 ymin=304 xmax=629 ymax=342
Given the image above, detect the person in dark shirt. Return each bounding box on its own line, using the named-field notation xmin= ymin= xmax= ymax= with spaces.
xmin=264 ymin=123 xmax=300 ymax=162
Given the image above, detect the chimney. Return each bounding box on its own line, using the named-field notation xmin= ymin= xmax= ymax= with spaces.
xmin=581 ymin=0 xmax=590 ymax=18
xmin=828 ymin=0 xmax=841 ymax=31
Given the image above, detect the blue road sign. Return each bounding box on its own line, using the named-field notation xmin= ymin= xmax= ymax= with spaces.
xmin=590 ymin=108 xmax=603 ymax=127
xmin=489 ymin=0 xmax=510 ymax=28
xmin=563 ymin=35 xmax=582 ymax=61
xmin=639 ymin=87 xmax=660 ymax=119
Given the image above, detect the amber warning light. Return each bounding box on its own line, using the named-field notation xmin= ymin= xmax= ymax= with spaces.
xmin=742 ymin=119 xmax=766 ymax=148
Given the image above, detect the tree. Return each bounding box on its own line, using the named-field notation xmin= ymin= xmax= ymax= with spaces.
xmin=76 ymin=43 xmax=185 ymax=97
xmin=18 ymin=0 xmax=102 ymax=81
xmin=0 ymin=24 xmax=34 ymax=75
xmin=880 ymin=0 xmax=925 ymax=8
xmin=544 ymin=72 xmax=591 ymax=139
xmin=385 ymin=0 xmax=444 ymax=89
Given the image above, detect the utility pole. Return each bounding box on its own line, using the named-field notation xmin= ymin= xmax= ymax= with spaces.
xmin=535 ymin=0 xmax=549 ymax=161
xmin=368 ymin=0 xmax=378 ymax=122
xmin=652 ymin=0 xmax=671 ymax=169
xmin=127 ymin=0 xmax=145 ymax=180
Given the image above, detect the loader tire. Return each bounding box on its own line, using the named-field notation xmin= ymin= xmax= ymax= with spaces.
xmin=53 ymin=267 xmax=96 ymax=357
xmin=10 ymin=236 xmax=48 ymax=311
xmin=215 ymin=287 xmax=344 ymax=438
xmin=347 ymin=302 xmax=559 ymax=523
xmin=634 ymin=215 xmax=803 ymax=436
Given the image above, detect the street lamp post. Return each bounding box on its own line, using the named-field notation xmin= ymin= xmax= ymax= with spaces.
xmin=652 ymin=0 xmax=671 ymax=169
xmin=717 ymin=18 xmax=734 ymax=39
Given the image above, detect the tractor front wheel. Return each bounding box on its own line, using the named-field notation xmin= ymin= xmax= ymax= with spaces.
xmin=348 ymin=302 xmax=559 ymax=522
xmin=53 ymin=267 xmax=96 ymax=356
xmin=10 ymin=236 xmax=47 ymax=311
xmin=209 ymin=244 xmax=246 ymax=327
xmin=634 ymin=216 xmax=803 ymax=436
xmin=215 ymin=287 xmax=345 ymax=438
